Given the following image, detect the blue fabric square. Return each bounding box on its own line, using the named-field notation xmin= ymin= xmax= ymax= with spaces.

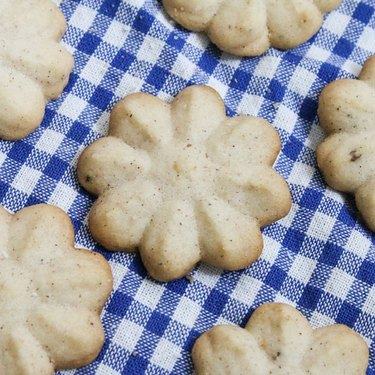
xmin=319 ymin=242 xmax=343 ymax=267
xmin=133 ymin=9 xmax=153 ymax=34
xmin=146 ymin=312 xmax=170 ymax=336
xmin=78 ymin=33 xmax=101 ymax=55
xmin=8 ymin=142 xmax=33 ymax=164
xmin=357 ymin=260 xmax=375 ymax=285
xmin=333 ymin=38 xmax=355 ymax=58
xmin=204 ymin=289 xmax=229 ymax=316
xmin=353 ymin=3 xmax=374 ymax=24
xmin=99 ymin=0 xmax=121 ymax=18
xmin=90 ymin=86 xmax=114 ymax=110
xmin=43 ymin=156 xmax=68 ymax=181
xmin=112 ymin=50 xmax=135 ymax=72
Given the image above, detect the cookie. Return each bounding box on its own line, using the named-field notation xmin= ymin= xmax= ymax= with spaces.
xmin=0 ymin=204 xmax=113 ymax=374
xmin=77 ymin=85 xmax=291 ymax=281
xmin=192 ymin=303 xmax=369 ymax=374
xmin=317 ymin=56 xmax=375 ymax=231
xmin=0 ymin=0 xmax=73 ymax=140
xmin=162 ymin=0 xmax=341 ymax=56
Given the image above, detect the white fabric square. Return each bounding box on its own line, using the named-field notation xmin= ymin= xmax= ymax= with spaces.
xmin=195 ymin=264 xmax=222 ymax=288
xmin=237 ymin=94 xmax=264 ymax=117
xmin=324 ymin=12 xmax=351 ymax=36
xmin=13 ymin=166 xmax=42 ymax=195
xmin=109 ymin=261 xmax=128 ymax=289
xmin=113 ymin=319 xmax=143 ymax=351
xmin=346 ymin=231 xmax=371 ymax=259
xmin=69 ymin=5 xmax=96 ymax=31
xmin=104 ymin=21 xmax=131 ymax=48
xmin=115 ymin=74 xmax=144 ymax=98
xmin=307 ymin=212 xmax=336 ymax=241
xmin=262 ymin=236 xmax=281 ymax=265
xmin=173 ymin=297 xmax=201 ymax=328
xmin=81 ymin=57 xmax=109 ymax=86
xmin=363 ymin=286 xmax=375 ymax=316
xmin=273 ymin=104 xmax=298 ymax=134
xmin=137 ymin=36 xmax=165 ymax=64
xmin=96 ymin=364 xmax=120 ymax=375
xmin=36 ymin=129 xmax=65 ymax=155
xmin=232 ymin=276 xmax=263 ymax=305
xmin=58 ymin=94 xmax=87 ymax=120
xmin=357 ymin=26 xmax=375 ymax=53
xmin=151 ymin=338 xmax=181 ymax=371
xmin=289 ymin=67 xmax=316 ymax=97
xmin=305 ymin=45 xmax=331 ymax=62
xmin=309 ymin=311 xmax=336 ymax=329
xmin=325 ymin=267 xmax=354 ymax=300
xmin=289 ymin=255 xmax=317 ymax=284
xmin=254 ymin=56 xmax=280 ymax=78
xmin=171 ymin=54 xmax=197 ymax=80
xmin=48 ymin=182 xmax=77 ymax=211
xmin=288 ymin=162 xmax=315 ymax=187
xmin=135 ymin=279 xmax=165 ymax=310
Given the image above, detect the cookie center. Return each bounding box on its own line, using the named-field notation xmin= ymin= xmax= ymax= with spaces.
xmin=150 ymin=141 xmax=218 ymax=201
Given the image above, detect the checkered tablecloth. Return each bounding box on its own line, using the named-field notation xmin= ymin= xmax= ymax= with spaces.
xmin=2 ymin=0 xmax=374 ymax=373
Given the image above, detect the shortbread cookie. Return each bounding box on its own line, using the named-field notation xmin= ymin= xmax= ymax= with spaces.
xmin=0 ymin=204 xmax=113 ymax=374
xmin=77 ymin=85 xmax=291 ymax=281
xmin=317 ymin=56 xmax=375 ymax=231
xmin=192 ymin=303 xmax=369 ymax=374
xmin=162 ymin=0 xmax=341 ymax=56
xmin=0 ymin=0 xmax=73 ymax=140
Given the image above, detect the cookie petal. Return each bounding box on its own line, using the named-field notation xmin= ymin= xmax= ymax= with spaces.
xmin=0 ymin=65 xmax=45 ymax=140
xmin=216 ymin=167 xmax=291 ymax=227
xmin=266 ymin=0 xmax=322 ymax=50
xmin=193 ymin=325 xmax=271 ymax=375
xmin=318 ymin=79 xmax=375 ymax=135
xmin=246 ymin=303 xmax=312 ymax=368
xmin=355 ymin=177 xmax=375 ymax=231
xmin=33 ymin=250 xmax=113 ymax=312
xmin=171 ymin=85 xmax=226 ymax=143
xmin=4 ymin=39 xmax=73 ymax=99
xmin=196 ymin=196 xmax=263 ymax=270
xmin=110 ymin=93 xmax=173 ymax=150
xmin=78 ymin=136 xmax=151 ymax=196
xmin=304 ymin=325 xmax=369 ymax=374
xmin=317 ymin=132 xmax=375 ymax=192
xmin=207 ymin=0 xmax=269 ymax=56
xmin=1 ymin=0 xmax=66 ymax=39
xmin=1 ymin=327 xmax=54 ymax=375
xmin=206 ymin=116 xmax=281 ymax=168
xmin=28 ymin=304 xmax=104 ymax=369
xmin=140 ymin=200 xmax=200 ymax=281
xmin=162 ymin=0 xmax=220 ymax=31
xmin=89 ymin=182 xmax=163 ymax=251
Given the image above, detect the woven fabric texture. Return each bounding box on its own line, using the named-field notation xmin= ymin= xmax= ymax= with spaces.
xmin=2 ymin=0 xmax=374 ymax=374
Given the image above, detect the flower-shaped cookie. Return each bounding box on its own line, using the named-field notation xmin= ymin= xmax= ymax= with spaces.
xmin=0 ymin=0 xmax=73 ymax=140
xmin=192 ymin=303 xmax=369 ymax=374
xmin=0 ymin=204 xmax=113 ymax=374
xmin=162 ymin=0 xmax=341 ymax=56
xmin=317 ymin=56 xmax=375 ymax=232
xmin=78 ymin=85 xmax=291 ymax=281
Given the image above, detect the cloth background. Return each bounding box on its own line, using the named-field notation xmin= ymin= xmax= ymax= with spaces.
xmin=3 ymin=0 xmax=375 ymax=373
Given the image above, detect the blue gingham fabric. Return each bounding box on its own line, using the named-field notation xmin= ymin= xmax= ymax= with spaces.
xmin=2 ymin=0 xmax=375 ymax=373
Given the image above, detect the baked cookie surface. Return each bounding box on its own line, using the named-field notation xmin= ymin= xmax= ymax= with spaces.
xmin=317 ymin=56 xmax=375 ymax=232
xmin=78 ymin=85 xmax=291 ymax=281
xmin=0 ymin=0 xmax=73 ymax=140
xmin=0 ymin=204 xmax=113 ymax=374
xmin=192 ymin=303 xmax=369 ymax=374
xmin=162 ymin=0 xmax=341 ymax=56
